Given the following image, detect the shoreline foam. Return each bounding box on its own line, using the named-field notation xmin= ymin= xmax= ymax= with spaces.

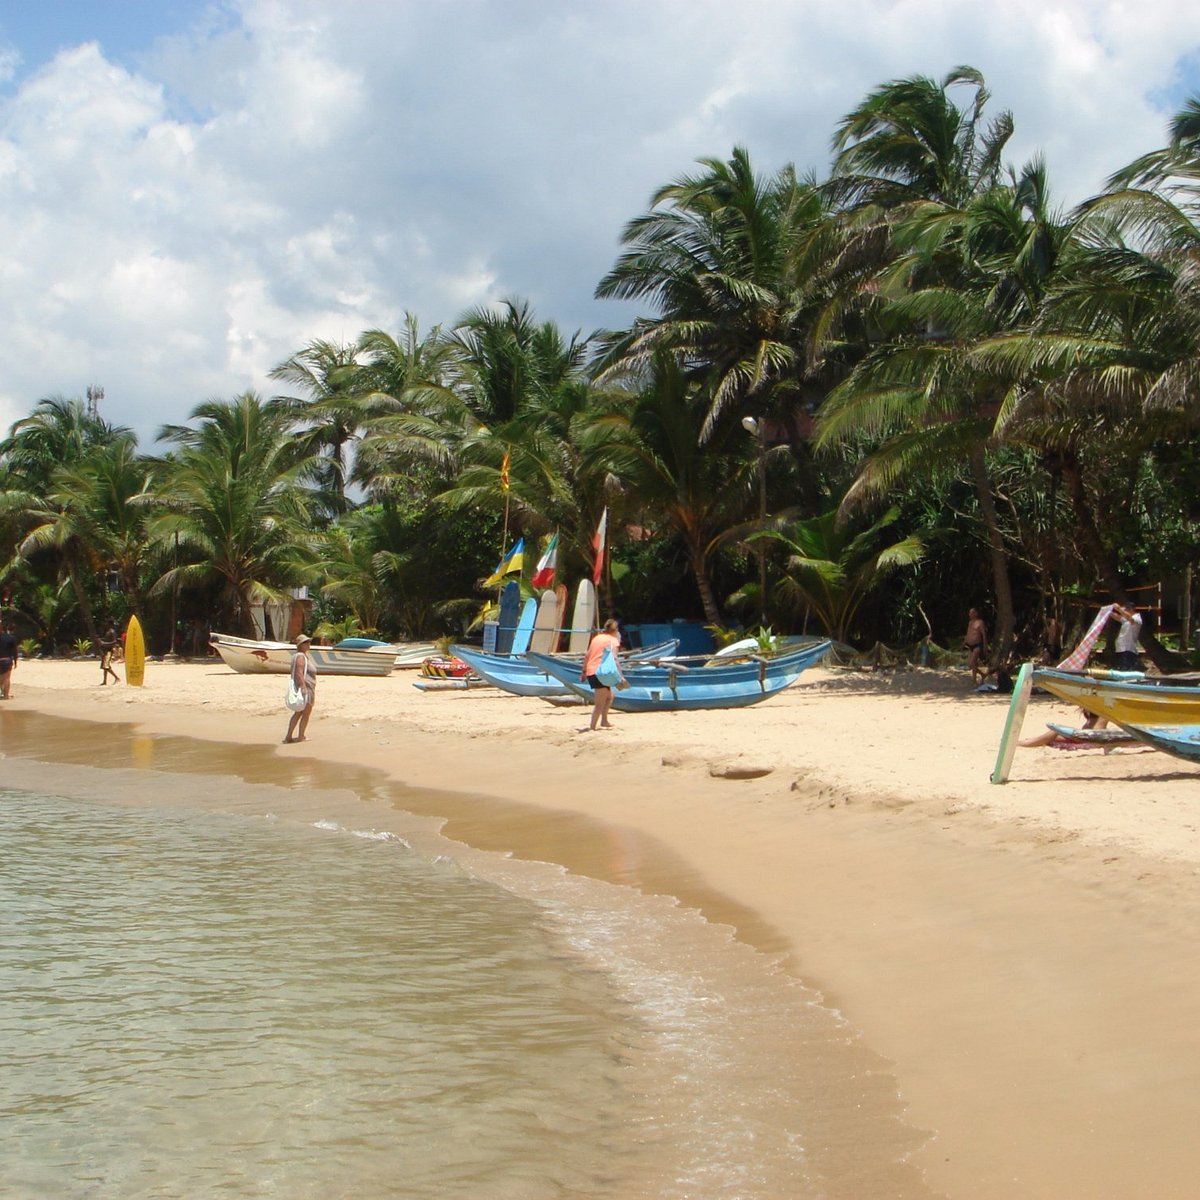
xmin=6 ymin=659 xmax=1200 ymax=1198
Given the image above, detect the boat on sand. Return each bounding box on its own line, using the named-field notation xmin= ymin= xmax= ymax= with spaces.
xmin=1033 ymin=667 xmax=1200 ymax=762
xmin=209 ymin=633 xmax=396 ymax=677
xmin=525 ymin=639 xmax=831 ymax=712
xmin=451 ymin=640 xmax=679 ymax=699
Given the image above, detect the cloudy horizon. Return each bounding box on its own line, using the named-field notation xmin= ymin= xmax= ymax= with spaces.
xmin=0 ymin=0 xmax=1197 ymax=443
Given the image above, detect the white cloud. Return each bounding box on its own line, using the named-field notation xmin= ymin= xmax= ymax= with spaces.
xmin=0 ymin=0 xmax=1196 ymax=442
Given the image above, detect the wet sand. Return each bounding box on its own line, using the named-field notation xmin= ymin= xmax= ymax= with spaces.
xmin=6 ymin=657 xmax=1200 ymax=1199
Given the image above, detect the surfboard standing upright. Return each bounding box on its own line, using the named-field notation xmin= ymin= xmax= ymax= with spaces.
xmin=528 ymin=590 xmax=559 ymax=654
xmin=568 ymin=579 xmax=597 ymax=654
xmin=495 ymin=581 xmax=521 ymax=656
xmin=124 ymin=615 xmax=146 ymax=688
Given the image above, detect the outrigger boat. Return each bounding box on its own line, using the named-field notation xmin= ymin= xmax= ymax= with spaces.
xmin=450 ymin=640 xmax=680 ymax=699
xmin=209 ymin=633 xmax=396 ymax=677
xmin=524 ymin=639 xmax=831 ymax=712
xmin=336 ymin=637 xmax=438 ymax=668
xmin=1032 ymin=667 xmax=1200 ymax=762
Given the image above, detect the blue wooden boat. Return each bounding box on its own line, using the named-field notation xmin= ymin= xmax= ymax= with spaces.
xmin=1098 ymin=723 xmax=1200 ymax=760
xmin=1045 ymin=722 xmax=1135 ymax=746
xmin=451 ymin=640 xmax=679 ymax=698
xmin=524 ymin=639 xmax=831 ymax=712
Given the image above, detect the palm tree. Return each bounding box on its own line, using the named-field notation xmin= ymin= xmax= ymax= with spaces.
xmin=970 ymin=97 xmax=1200 ymax=667
xmin=6 ymin=478 xmax=106 ymax=645
xmin=270 ymin=340 xmax=366 ymax=516
xmin=591 ymin=355 xmax=753 ymax=624
xmin=828 ymin=66 xmax=1013 ymax=210
xmin=0 ymin=396 xmax=130 ymax=481
xmin=452 ymin=298 xmax=587 ymax=425
xmin=430 ymin=301 xmax=626 ymax=591
xmin=753 ymin=505 xmax=924 ymax=643
xmin=595 ymin=147 xmax=864 ymax=445
xmin=153 ymin=393 xmax=321 ymax=634
xmin=0 ymin=397 xmax=133 ymax=642
xmin=820 ymin=67 xmax=1033 ymax=659
xmin=349 ymin=315 xmax=471 ymax=499
xmin=48 ymin=438 xmax=159 ymax=617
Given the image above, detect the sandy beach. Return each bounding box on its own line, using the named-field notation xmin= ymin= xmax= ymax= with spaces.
xmin=5 ymin=655 xmax=1200 ymax=1199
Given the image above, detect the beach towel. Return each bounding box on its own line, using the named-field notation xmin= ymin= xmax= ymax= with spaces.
xmin=1057 ymin=605 xmax=1115 ymax=672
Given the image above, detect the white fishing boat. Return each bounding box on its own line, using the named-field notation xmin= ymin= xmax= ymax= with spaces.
xmin=209 ymin=633 xmax=396 ymax=677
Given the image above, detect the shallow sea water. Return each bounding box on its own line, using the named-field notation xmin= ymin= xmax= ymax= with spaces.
xmin=0 ymin=711 xmax=936 ymax=1199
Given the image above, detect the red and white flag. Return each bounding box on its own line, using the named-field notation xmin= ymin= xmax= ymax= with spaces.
xmin=531 ymin=532 xmax=559 ymax=589
xmin=591 ymin=508 xmax=607 ymax=586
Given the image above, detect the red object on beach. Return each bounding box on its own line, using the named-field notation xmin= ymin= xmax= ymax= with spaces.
xmin=420 ymin=656 xmax=473 ymax=679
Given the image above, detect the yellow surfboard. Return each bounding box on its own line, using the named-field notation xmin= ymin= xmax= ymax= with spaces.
xmin=124 ymin=615 xmax=146 ymax=687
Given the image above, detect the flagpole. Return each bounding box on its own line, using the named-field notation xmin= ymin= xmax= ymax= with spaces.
xmin=499 ymin=493 xmax=510 ymax=599
xmin=499 ymin=451 xmax=511 ymax=602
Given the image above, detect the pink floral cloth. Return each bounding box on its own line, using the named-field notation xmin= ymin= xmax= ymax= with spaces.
xmin=1056 ymin=605 xmax=1115 ymax=672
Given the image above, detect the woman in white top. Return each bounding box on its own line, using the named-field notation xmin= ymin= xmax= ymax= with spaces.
xmin=283 ymin=633 xmax=318 ymax=743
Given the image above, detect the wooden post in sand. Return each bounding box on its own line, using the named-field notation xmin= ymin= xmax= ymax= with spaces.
xmin=991 ymin=661 xmax=1034 ymax=784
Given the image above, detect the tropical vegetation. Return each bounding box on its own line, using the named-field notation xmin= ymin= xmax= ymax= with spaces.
xmin=3 ymin=66 xmax=1198 ymax=671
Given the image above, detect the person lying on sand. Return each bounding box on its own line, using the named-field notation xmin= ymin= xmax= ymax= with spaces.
xmin=1020 ymin=710 xmax=1108 ymax=748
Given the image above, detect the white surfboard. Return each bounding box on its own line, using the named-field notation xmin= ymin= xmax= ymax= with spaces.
xmin=568 ymin=579 xmax=597 ymax=654
xmin=528 ymin=590 xmax=559 ymax=654
xmin=991 ymin=661 xmax=1033 ymax=784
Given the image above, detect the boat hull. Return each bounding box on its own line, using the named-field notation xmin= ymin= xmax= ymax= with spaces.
xmin=1116 ymin=724 xmax=1200 ymax=760
xmin=451 ymin=640 xmax=679 ymax=698
xmin=210 ymin=634 xmax=395 ymax=677
xmin=525 ymin=640 xmax=831 ymax=712
xmin=1032 ymin=668 xmax=1200 ymax=727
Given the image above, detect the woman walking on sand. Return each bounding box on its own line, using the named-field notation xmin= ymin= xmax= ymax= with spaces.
xmin=283 ymin=633 xmax=317 ymax=743
xmin=581 ymin=618 xmax=624 ymax=731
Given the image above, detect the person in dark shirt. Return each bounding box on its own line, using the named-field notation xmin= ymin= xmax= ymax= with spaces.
xmin=98 ymin=624 xmax=121 ymax=685
xmin=0 ymin=619 xmax=19 ymax=699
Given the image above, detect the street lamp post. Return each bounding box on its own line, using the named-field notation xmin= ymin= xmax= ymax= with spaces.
xmin=741 ymin=416 xmax=767 ymax=626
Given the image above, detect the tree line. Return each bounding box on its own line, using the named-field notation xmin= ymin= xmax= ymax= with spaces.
xmin=3 ymin=66 xmax=1199 ymax=667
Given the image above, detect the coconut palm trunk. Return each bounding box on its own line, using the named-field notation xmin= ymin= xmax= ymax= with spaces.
xmin=967 ymin=444 xmax=1014 ymax=662
xmin=64 ymin=549 xmax=100 ymax=646
xmin=684 ymin=531 xmax=723 ymax=627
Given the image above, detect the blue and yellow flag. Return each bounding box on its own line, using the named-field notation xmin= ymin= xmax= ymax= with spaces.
xmin=484 ymin=538 xmax=524 ymax=588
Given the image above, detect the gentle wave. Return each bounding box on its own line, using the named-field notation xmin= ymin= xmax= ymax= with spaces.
xmin=0 ymin=788 xmax=637 ymax=1199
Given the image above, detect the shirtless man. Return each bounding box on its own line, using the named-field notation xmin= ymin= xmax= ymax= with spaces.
xmin=0 ymin=618 xmax=18 ymax=699
xmin=963 ymin=607 xmax=988 ymax=686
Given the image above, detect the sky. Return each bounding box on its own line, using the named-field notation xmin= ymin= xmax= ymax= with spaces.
xmin=0 ymin=0 xmax=1197 ymax=444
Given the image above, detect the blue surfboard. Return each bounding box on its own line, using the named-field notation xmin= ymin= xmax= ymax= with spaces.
xmin=511 ymin=597 xmax=537 ymax=655
xmin=496 ymin=580 xmax=521 ymax=656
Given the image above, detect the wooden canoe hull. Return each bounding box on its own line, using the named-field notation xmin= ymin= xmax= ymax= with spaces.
xmin=525 ymin=640 xmax=831 ymax=712
xmin=209 ymin=634 xmax=395 ymax=677
xmin=451 ymin=640 xmax=679 ymax=698
xmin=1033 ymin=668 xmax=1200 ymax=727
